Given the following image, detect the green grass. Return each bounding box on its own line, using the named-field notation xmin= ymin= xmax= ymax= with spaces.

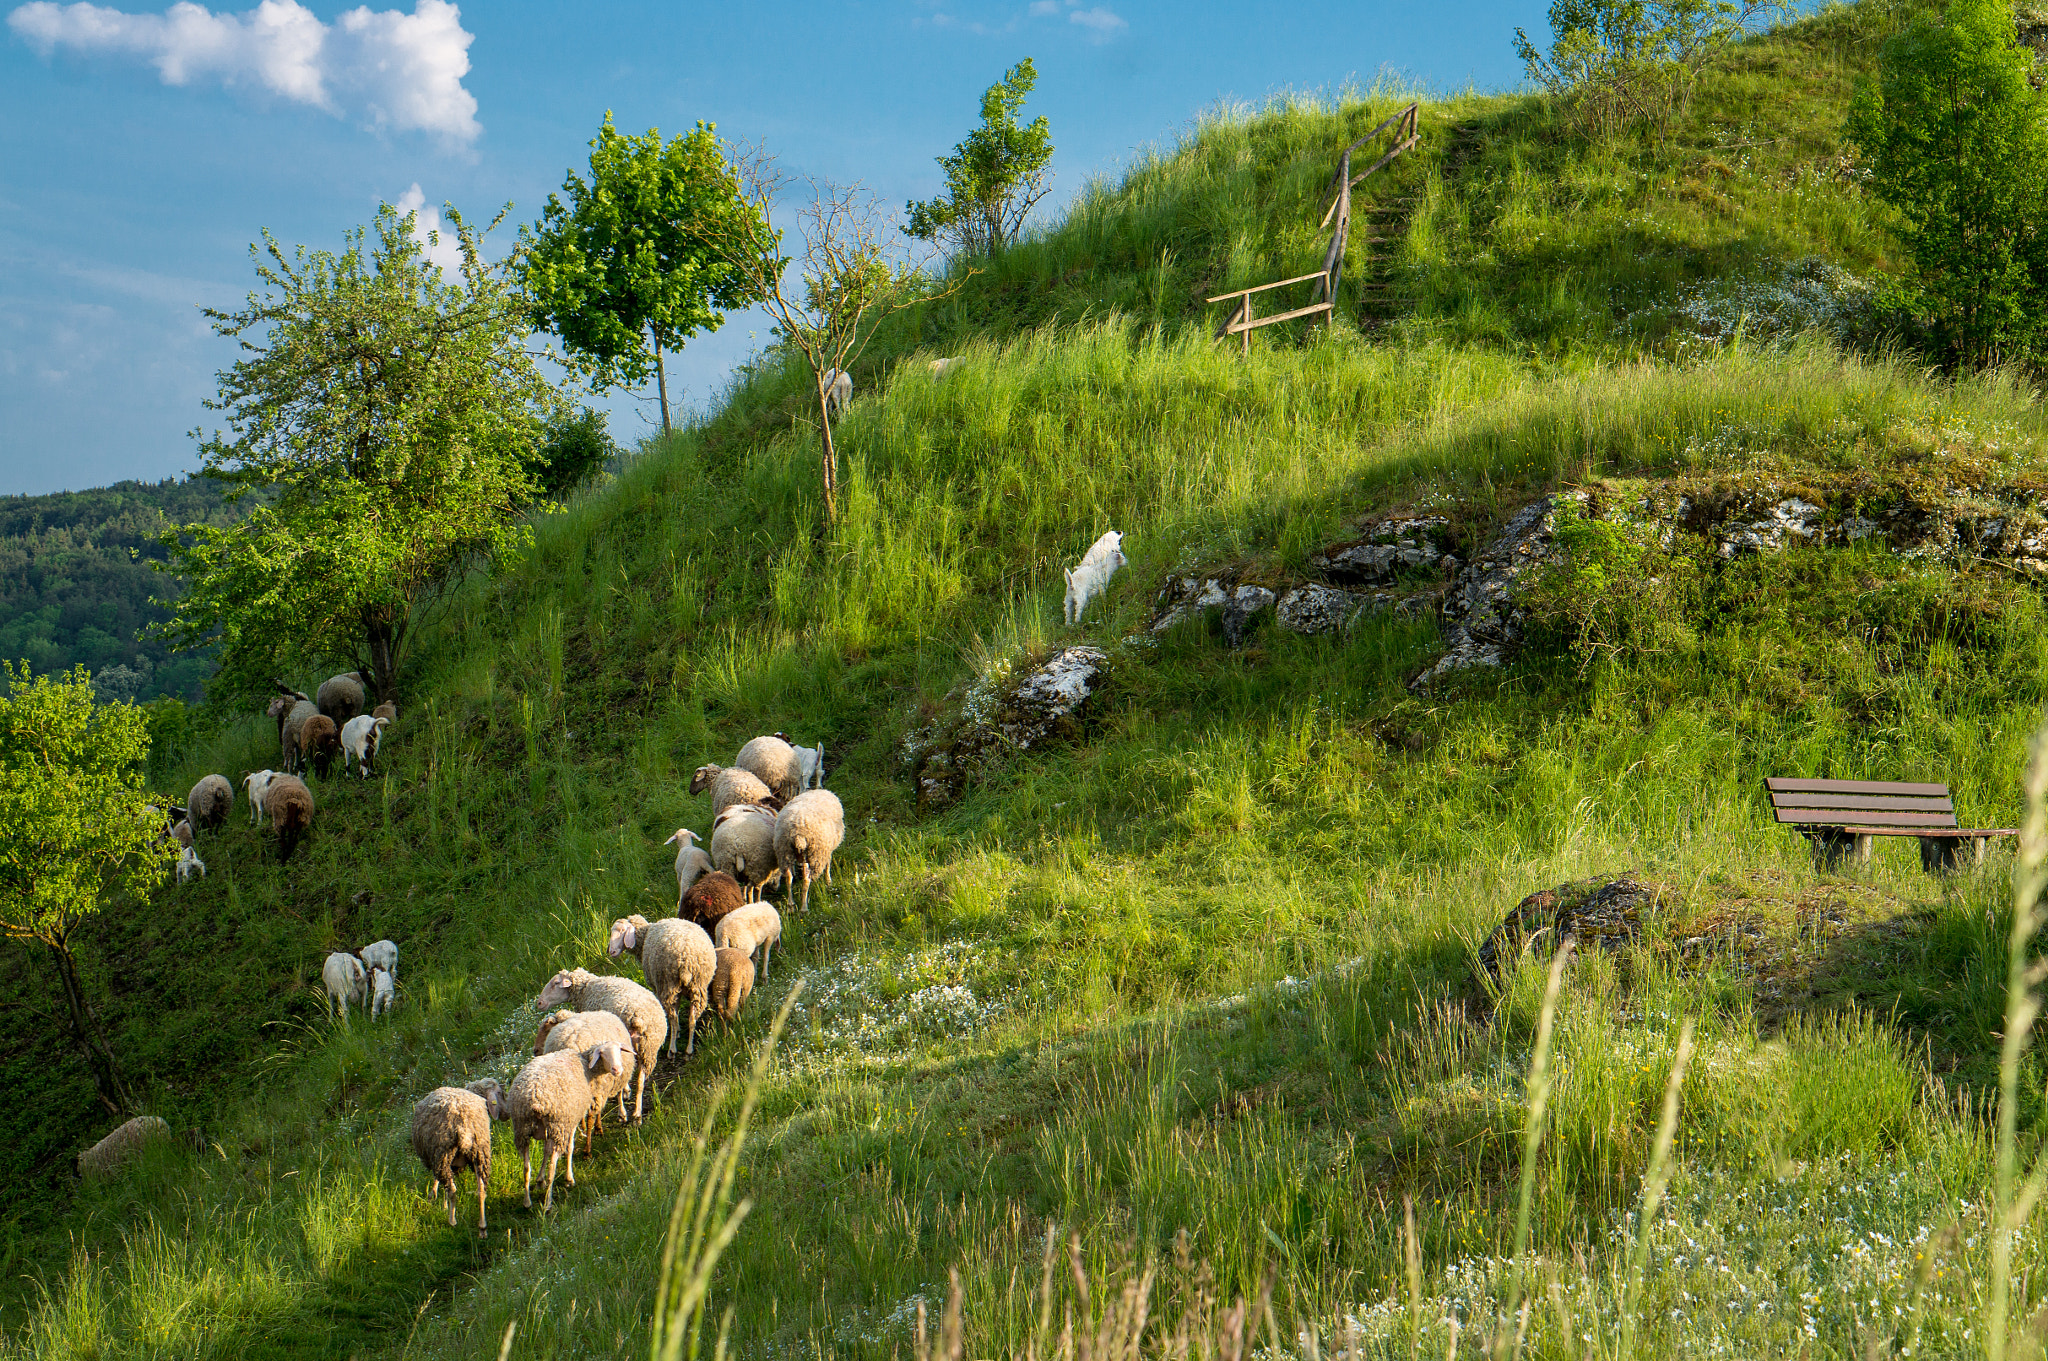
xmin=10 ymin=5 xmax=2048 ymax=1357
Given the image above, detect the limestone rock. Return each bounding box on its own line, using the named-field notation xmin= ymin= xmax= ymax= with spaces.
xmin=1415 ymin=496 xmax=1571 ymax=688
xmin=903 ymin=646 xmax=1109 ymax=809
xmin=1474 ymin=874 xmax=1658 ymax=984
xmin=1311 ymin=517 xmax=1452 ymax=585
xmin=1151 ymin=578 xmax=1275 ymax=647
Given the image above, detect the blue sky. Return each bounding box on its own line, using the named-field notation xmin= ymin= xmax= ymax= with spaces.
xmin=0 ymin=0 xmax=1544 ymax=496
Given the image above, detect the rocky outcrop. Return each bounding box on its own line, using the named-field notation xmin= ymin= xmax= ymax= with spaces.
xmin=1310 ymin=517 xmax=1457 ymax=584
xmin=1474 ymin=874 xmax=1659 ymax=986
xmin=1415 ymin=496 xmax=1573 ymax=688
xmin=903 ymin=647 xmax=1108 ymax=809
xmin=1152 ymin=578 xmax=1277 ymax=645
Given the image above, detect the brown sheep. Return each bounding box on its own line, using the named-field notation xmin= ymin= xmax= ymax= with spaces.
xmin=709 ymin=947 xmax=754 ymax=1033
xmin=371 ymin=701 xmax=398 ymax=722
xmin=682 ymin=870 xmax=747 ymax=937
xmin=264 ymin=774 xmax=315 ymax=862
xmin=298 ymin=714 xmax=342 ymax=778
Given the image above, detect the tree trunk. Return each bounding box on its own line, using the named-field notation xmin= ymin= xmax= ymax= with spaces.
xmin=47 ymin=937 xmax=127 ymax=1117
xmin=654 ymin=333 xmax=672 ymax=438
xmin=366 ymin=617 xmax=399 ymax=705
xmin=818 ymin=387 xmax=839 ymax=523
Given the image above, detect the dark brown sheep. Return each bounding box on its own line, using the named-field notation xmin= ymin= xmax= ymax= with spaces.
xmin=264 ymin=774 xmax=315 ymax=862
xmin=299 ymin=714 xmax=342 ymax=778
xmin=682 ymin=870 xmax=747 ymax=936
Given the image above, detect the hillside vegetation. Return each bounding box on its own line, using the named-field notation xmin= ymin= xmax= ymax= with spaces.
xmin=10 ymin=7 xmax=2048 ymax=1359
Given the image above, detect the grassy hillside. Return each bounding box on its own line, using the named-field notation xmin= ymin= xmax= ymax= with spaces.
xmin=10 ymin=7 xmax=2048 ymax=1359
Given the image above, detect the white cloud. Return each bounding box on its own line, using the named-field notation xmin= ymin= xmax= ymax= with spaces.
xmin=6 ymin=0 xmax=481 ymax=144
xmin=1067 ymin=5 xmax=1125 ymax=38
xmin=390 ymin=183 xmax=462 ymax=272
xmin=1026 ymin=0 xmax=1058 ymax=13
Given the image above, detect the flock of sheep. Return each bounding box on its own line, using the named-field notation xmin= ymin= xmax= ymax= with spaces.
xmin=404 ymin=731 xmax=843 ymax=1229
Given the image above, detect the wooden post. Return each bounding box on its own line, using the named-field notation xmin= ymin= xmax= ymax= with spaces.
xmin=1241 ymin=291 xmax=1252 ymax=356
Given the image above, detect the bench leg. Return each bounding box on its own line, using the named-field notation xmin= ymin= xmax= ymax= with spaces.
xmin=1806 ymin=830 xmax=1858 ymax=873
xmin=1920 ymin=837 xmax=1968 ymax=875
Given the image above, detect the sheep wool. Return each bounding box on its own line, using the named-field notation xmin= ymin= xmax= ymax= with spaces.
xmin=709 ymin=947 xmax=754 ymax=1032
xmin=689 ymin=763 xmax=776 ymax=820
xmin=317 ymin=672 xmax=366 ymax=727
xmin=507 ymin=1042 xmax=629 ymax=1212
xmin=735 ymin=735 xmax=809 ymax=802
xmin=774 ymin=788 xmax=845 ymax=913
xmin=241 ymin=770 xmax=278 ymax=826
xmin=359 ymin=939 xmax=398 ymax=981
xmin=264 ymin=774 xmax=315 ymax=862
xmin=711 ymin=803 xmax=779 ymax=899
xmin=299 ymin=714 xmax=342 ymax=778
xmin=535 ymin=968 xmax=668 ymax=1120
xmin=280 ymin=698 xmax=319 ymax=772
xmin=535 ymin=1008 xmax=638 ymax=1136
xmin=664 ymin=828 xmax=713 ymax=907
xmin=369 ymin=965 xmax=394 ymax=1020
xmin=682 ymin=870 xmax=747 ymax=937
xmin=409 ymin=1085 xmax=495 ymax=1234
xmin=76 ymin=1115 xmax=171 ymax=1180
xmin=372 ymin=701 xmax=398 ymax=722
xmin=187 ymin=774 xmax=232 ymax=831
xmin=713 ymin=903 xmax=783 ymax=983
xmin=266 ymin=689 xmax=307 ymax=754
xmin=323 ymin=951 xmax=365 ymax=1020
xmin=608 ymin=914 xmax=716 ymax=1058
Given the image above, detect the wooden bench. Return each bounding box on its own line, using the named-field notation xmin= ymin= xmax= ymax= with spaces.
xmin=1765 ymin=778 xmax=2017 ymax=873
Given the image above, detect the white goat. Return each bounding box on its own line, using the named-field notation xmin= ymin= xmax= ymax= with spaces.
xmin=242 ymin=770 xmax=278 ymax=827
xmin=821 ymin=368 xmax=852 ymax=419
xmin=176 ymin=846 xmax=206 ymax=883
xmin=369 ymin=964 xmax=395 ymax=1020
xmin=1063 ymin=529 xmax=1127 ymax=626
xmin=341 ymin=714 xmax=391 ymax=779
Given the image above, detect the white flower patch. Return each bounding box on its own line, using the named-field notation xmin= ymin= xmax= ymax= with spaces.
xmin=1669 ymin=257 xmax=1874 ymax=345
xmin=779 ymin=940 xmax=1013 ymax=1070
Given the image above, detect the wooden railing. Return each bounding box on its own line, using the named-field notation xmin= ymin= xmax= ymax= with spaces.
xmin=1211 ymin=102 xmax=1421 ymax=352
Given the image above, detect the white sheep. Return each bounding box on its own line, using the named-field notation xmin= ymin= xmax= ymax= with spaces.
xmin=608 ymin=914 xmax=717 ymax=1058
xmin=689 ymin=763 xmax=777 ymax=820
xmin=535 ymin=968 xmax=669 ymax=1122
xmin=773 ymin=788 xmax=845 ymax=913
xmin=1063 ymin=529 xmax=1127 ymax=626
xmin=532 ymin=1008 xmax=639 ymax=1139
xmin=187 ymin=774 xmax=232 ymax=831
xmin=369 ymin=964 xmax=394 ymax=1020
xmin=409 ymin=1080 xmax=500 ymax=1235
xmin=711 ymin=802 xmax=780 ymax=900
xmin=735 ymin=735 xmax=809 ymax=802
xmin=280 ymin=698 xmax=320 ymax=774
xmin=713 ymin=904 xmax=783 ymax=983
xmin=928 ymin=356 xmax=963 ymax=379
xmin=507 ymin=1041 xmax=630 ymax=1213
xmin=76 ymin=1115 xmax=172 ymax=1179
xmin=317 ymin=671 xmax=366 ymax=726
xmin=241 ymin=770 xmax=278 ymax=827
xmin=176 ymin=846 xmax=206 ymax=883
xmin=821 ymin=367 xmax=853 ymax=418
xmin=341 ymin=714 xmax=391 ymax=780
xmin=664 ymin=828 xmax=713 ymax=908
xmin=359 ymin=939 xmax=398 ymax=982
xmin=322 ymin=951 xmax=366 ymax=1021
xmin=768 ymin=732 xmax=827 ymax=791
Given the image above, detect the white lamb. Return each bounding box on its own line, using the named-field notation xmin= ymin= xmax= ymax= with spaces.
xmin=242 ymin=770 xmax=278 ymax=827
xmin=175 ymin=846 xmax=206 ymax=883
xmin=821 ymin=367 xmax=852 ymax=418
xmin=369 ymin=964 xmax=394 ymax=1020
xmin=664 ymin=828 xmax=713 ymax=908
xmin=928 ymin=356 xmax=962 ymax=379
xmin=322 ymin=952 xmax=366 ymax=1021
xmin=341 ymin=714 xmax=391 ymax=779
xmin=359 ymin=939 xmax=398 ymax=982
xmin=1063 ymin=529 xmax=1127 ymax=625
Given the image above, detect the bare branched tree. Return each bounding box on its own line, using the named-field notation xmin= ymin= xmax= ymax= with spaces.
xmin=718 ymin=148 xmax=960 ymax=521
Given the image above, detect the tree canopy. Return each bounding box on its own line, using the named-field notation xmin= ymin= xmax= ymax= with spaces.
xmin=905 ymin=58 xmax=1054 ymax=259
xmin=1849 ymin=0 xmax=2048 ymax=366
xmin=519 ymin=114 xmax=767 ymax=435
xmin=160 ymin=203 xmax=555 ymax=706
xmin=0 ymin=661 xmax=171 ymax=1114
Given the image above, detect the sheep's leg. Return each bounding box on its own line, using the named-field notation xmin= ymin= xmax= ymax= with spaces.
xmin=801 ymin=864 xmax=812 ymax=915
xmin=543 ymin=1143 xmax=560 ymax=1213
xmin=633 ymin=1070 xmax=645 ymax=1123
xmin=666 ymin=1003 xmax=680 ymax=1056
xmin=686 ymin=992 xmax=705 ymax=1057
xmin=565 ymin=1124 xmax=577 ymax=1187
xmin=762 ymin=940 xmax=772 ymax=984
xmin=474 ymin=1169 xmax=488 ymax=1234
xmin=444 ymin=1176 xmax=458 ymax=1227
xmin=521 ymin=1140 xmax=534 ymax=1208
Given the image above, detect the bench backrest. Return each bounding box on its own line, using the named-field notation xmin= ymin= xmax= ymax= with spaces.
xmin=1764 ymin=778 xmax=1958 ymax=831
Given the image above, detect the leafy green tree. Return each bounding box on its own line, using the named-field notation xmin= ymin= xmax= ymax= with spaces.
xmin=0 ymin=662 xmax=173 ymax=1116
xmin=1514 ymin=0 xmax=1776 ymax=136
xmin=1849 ymin=0 xmax=2048 ymax=367
xmin=905 ymin=58 xmax=1055 ymax=258
xmin=527 ymin=406 xmax=620 ymax=501
xmin=160 ymin=204 xmax=555 ymax=706
xmin=519 ymin=115 xmax=767 ymax=436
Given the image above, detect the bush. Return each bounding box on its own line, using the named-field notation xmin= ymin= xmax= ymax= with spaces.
xmin=528 ymin=406 xmax=620 ymax=501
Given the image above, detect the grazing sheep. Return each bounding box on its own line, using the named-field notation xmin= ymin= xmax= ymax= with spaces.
xmin=1063 ymin=529 xmax=1127 ymax=626
xmin=409 ymin=1081 xmax=501 ymax=1235
xmin=171 ymin=819 xmax=193 ymax=851
xmin=317 ymin=672 xmax=366 ymax=727
xmin=507 ymin=1041 xmax=630 ymax=1213
xmin=323 ymin=951 xmax=366 ymax=1021
xmin=264 ymin=774 xmax=315 ymax=862
xmin=821 ymin=367 xmax=852 ymax=418
xmin=709 ymin=947 xmax=754 ymax=1033
xmin=280 ymin=699 xmax=320 ymax=774
xmin=76 ymin=1115 xmax=171 ymax=1180
xmin=533 ymin=1008 xmax=639 ymax=1141
xmin=358 ymin=939 xmax=398 ymax=982
xmin=713 ymin=903 xmax=783 ymax=983
xmin=535 ymin=969 xmax=668 ymax=1121
xmin=736 ymin=735 xmax=812 ymax=802
xmin=711 ymin=802 xmax=780 ymax=900
xmin=664 ymin=828 xmax=713 ymax=907
xmin=608 ymin=914 xmax=717 ymax=1058
xmin=176 ymin=845 xmax=206 ymax=883
xmin=187 ymin=774 xmax=232 ymax=831
xmin=682 ymin=870 xmax=748 ymax=938
xmin=299 ymin=714 xmax=342 ymax=778
xmin=774 ymin=788 xmax=845 ymax=913
xmin=689 ymin=763 xmax=777 ymax=820
xmin=266 ymin=685 xmax=310 ymax=754
xmin=928 ymin=356 xmax=962 ymax=379
xmin=372 ymin=701 xmax=398 ymax=722
xmin=768 ymin=732 xmax=827 ymax=791
xmin=369 ymin=964 xmax=394 ymax=1020
xmin=341 ymin=714 xmax=391 ymax=779
xmin=241 ymin=770 xmax=278 ymax=826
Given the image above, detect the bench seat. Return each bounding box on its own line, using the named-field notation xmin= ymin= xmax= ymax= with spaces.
xmin=1765 ymin=777 xmax=2016 ymax=873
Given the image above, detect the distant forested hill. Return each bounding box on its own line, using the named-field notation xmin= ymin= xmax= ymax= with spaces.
xmin=0 ymin=477 xmax=241 ymax=701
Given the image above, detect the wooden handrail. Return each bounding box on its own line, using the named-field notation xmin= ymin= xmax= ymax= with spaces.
xmin=1205 ymin=270 xmax=1334 ymax=303
xmin=1328 ymin=103 xmax=1418 ymax=189
xmin=1221 ymin=301 xmax=1335 ymax=334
